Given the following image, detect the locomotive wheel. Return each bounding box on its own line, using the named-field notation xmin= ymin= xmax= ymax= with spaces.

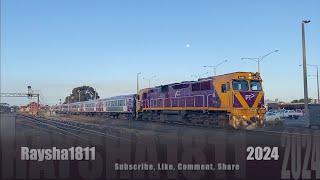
xmin=231 ymin=116 xmax=240 ymax=129
xmin=223 ymin=119 xmax=230 ymax=129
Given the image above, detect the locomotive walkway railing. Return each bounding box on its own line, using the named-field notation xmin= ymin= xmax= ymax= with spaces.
xmin=142 ymin=94 xmax=215 ymax=108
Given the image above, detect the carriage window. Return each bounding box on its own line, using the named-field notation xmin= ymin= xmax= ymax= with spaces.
xmin=118 ymin=100 xmax=125 ymax=106
xmin=232 ymin=80 xmax=249 ymax=91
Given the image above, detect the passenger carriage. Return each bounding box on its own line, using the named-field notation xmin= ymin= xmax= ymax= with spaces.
xmin=69 ymin=102 xmax=82 ymax=113
xmin=83 ymin=100 xmax=97 ymax=114
xmin=53 ymin=94 xmax=135 ymax=118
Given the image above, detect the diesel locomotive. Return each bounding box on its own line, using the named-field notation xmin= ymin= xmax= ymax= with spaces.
xmin=136 ymin=72 xmax=265 ymax=129
xmin=52 ymin=72 xmax=266 ymax=129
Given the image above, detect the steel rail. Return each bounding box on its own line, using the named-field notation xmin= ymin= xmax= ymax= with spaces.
xmin=19 ymin=114 xmax=134 ymax=143
xmin=16 ymin=116 xmax=90 ymax=141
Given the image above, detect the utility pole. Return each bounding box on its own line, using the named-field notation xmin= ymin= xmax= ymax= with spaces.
xmin=241 ymin=50 xmax=279 ymax=73
xmin=137 ymin=72 xmax=141 ymax=94
xmin=77 ymin=90 xmax=81 ymax=102
xmin=301 ymin=20 xmax=310 ymax=127
xmin=143 ymin=75 xmax=156 ymax=88
xmin=317 ymin=66 xmax=319 ymax=104
xmin=191 ymin=72 xmax=209 ymax=80
xmin=203 ymin=59 xmax=228 ymax=76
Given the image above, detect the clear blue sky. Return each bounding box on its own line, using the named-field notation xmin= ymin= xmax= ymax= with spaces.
xmin=1 ymin=0 xmax=319 ymax=105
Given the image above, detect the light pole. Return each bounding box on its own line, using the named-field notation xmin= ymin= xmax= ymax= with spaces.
xmin=307 ymin=64 xmax=319 ymax=104
xmin=191 ymin=72 xmax=209 ymax=80
xmin=241 ymin=50 xmax=279 ymax=73
xmin=77 ymin=90 xmax=81 ymax=102
xmin=316 ymin=66 xmax=319 ymax=104
xmin=137 ymin=72 xmax=141 ymax=94
xmin=302 ymin=20 xmax=310 ymax=127
xmin=85 ymin=89 xmax=94 ymax=100
xmin=203 ymin=59 xmax=228 ymax=76
xmin=143 ymin=75 xmax=157 ymax=88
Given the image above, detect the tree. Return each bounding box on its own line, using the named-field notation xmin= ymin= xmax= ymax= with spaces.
xmin=291 ymin=98 xmax=312 ymax=103
xmin=64 ymin=86 xmax=100 ymax=104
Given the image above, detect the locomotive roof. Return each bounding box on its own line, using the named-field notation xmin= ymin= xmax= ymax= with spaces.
xmin=151 ymin=72 xmax=257 ymax=89
xmin=58 ymin=94 xmax=135 ymax=106
xmin=99 ymin=94 xmax=135 ymax=101
xmin=199 ymin=71 xmax=258 ymax=80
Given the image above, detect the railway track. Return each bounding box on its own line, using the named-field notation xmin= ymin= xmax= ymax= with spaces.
xmin=15 ymin=119 xmax=87 ymax=141
xmin=17 ymin=114 xmax=134 ymax=143
xmin=18 ymin=113 xmax=319 ymax=141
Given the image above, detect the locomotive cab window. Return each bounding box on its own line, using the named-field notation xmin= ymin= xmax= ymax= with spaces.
xmin=221 ymin=84 xmax=227 ymax=93
xmin=232 ymin=80 xmax=249 ymax=91
xmin=226 ymin=82 xmax=230 ymax=91
xmin=250 ymin=80 xmax=262 ymax=91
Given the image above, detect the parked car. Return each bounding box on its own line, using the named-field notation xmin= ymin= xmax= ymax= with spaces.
xmin=295 ymin=109 xmax=304 ymax=117
xmin=276 ymin=109 xmax=286 ymax=119
xmin=265 ymin=112 xmax=283 ymax=125
xmin=283 ymin=110 xmax=303 ymax=119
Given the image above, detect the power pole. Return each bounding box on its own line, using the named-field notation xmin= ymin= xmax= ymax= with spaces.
xmin=77 ymin=90 xmax=81 ymax=102
xmin=317 ymin=66 xmax=319 ymax=104
xmin=301 ymin=20 xmax=310 ymax=127
xmin=143 ymin=75 xmax=157 ymax=88
xmin=203 ymin=59 xmax=228 ymax=76
xmin=137 ymin=72 xmax=141 ymax=94
xmin=241 ymin=50 xmax=278 ymax=73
